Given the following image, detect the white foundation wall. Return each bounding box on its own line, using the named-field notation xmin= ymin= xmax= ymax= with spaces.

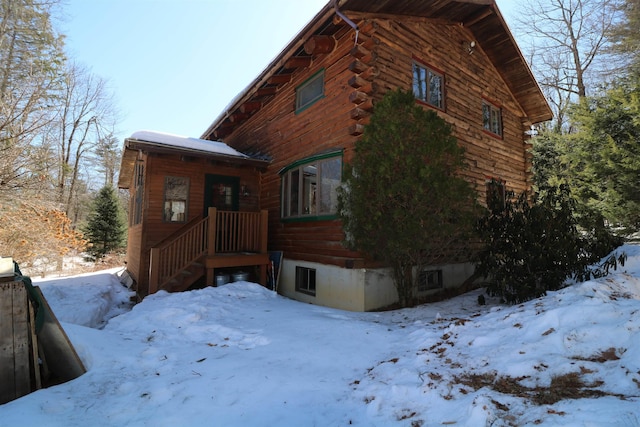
xmin=278 ymin=259 xmax=374 ymax=311
xmin=278 ymin=258 xmax=476 ymax=312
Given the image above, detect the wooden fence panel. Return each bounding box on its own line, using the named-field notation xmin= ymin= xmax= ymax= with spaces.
xmin=0 ymin=281 xmax=30 ymax=404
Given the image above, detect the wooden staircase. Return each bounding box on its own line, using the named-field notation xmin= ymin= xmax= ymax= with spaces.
xmin=148 ymin=208 xmax=269 ymax=295
xmin=160 ymin=259 xmax=205 ymax=292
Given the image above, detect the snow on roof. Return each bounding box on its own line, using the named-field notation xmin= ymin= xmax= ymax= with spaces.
xmin=129 ymin=130 xmax=248 ymax=158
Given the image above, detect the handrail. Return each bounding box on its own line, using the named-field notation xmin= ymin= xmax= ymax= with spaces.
xmin=212 ymin=210 xmax=267 ymax=254
xmin=153 ymin=214 xmax=204 ymax=249
xmin=149 ymin=209 xmax=269 ymax=294
xmin=149 ymin=216 xmax=208 ymax=294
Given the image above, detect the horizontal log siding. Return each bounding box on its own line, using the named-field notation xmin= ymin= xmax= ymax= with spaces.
xmin=224 ymin=26 xmax=362 ymax=267
xmin=144 ymin=155 xmax=260 ymax=247
xmin=223 ymin=18 xmax=534 ymax=268
xmin=126 ymin=224 xmax=143 ymax=286
xmin=124 ymin=154 xmax=147 ymax=293
xmin=371 ymin=19 xmax=530 ymax=196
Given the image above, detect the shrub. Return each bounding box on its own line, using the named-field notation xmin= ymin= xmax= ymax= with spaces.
xmin=475 ymin=182 xmax=624 ymax=304
xmin=338 ymin=89 xmax=478 ymax=307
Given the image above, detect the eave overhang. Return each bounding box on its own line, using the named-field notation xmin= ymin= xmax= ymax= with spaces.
xmin=200 ymin=0 xmax=552 ymax=142
xmin=117 ymin=137 xmax=270 ymax=189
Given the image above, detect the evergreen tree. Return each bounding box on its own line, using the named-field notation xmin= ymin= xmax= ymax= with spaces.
xmin=567 ymin=75 xmax=640 ymax=230
xmin=338 ymin=89 xmax=479 ymax=308
xmin=609 ymin=0 xmax=640 ymax=75
xmin=475 ymin=183 xmax=624 ymax=304
xmin=530 ymin=132 xmax=568 ymax=192
xmin=83 ymin=185 xmax=126 ymax=260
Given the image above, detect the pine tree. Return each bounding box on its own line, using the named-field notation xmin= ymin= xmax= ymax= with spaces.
xmin=83 ymin=185 xmax=126 ymax=260
xmin=338 ymin=89 xmax=479 ymax=307
xmin=609 ymin=0 xmax=640 ymax=75
xmin=567 ymin=75 xmax=640 ymax=230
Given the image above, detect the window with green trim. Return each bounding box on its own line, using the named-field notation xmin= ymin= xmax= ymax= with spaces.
xmin=295 ymin=69 xmax=324 ymax=112
xmin=281 ymin=154 xmax=342 ymax=220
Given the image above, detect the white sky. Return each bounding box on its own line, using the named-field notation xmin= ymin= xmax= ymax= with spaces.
xmin=61 ymin=0 xmax=518 ymax=142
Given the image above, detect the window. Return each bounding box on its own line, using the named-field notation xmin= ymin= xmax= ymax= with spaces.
xmin=131 ymin=161 xmax=144 ymax=226
xmin=482 ymin=100 xmax=503 ymax=137
xmin=412 ymin=61 xmax=444 ymax=109
xmin=281 ymin=153 xmax=342 ymax=220
xmin=163 ymin=176 xmax=189 ymax=222
xmin=296 ymin=266 xmax=316 ymax=295
xmin=418 ymin=270 xmax=443 ymax=292
xmin=296 ymin=69 xmax=325 ymax=113
xmin=486 ymin=178 xmax=506 ymax=211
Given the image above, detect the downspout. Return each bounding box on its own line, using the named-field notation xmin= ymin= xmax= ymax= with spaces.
xmin=333 ymin=0 xmax=359 ymax=45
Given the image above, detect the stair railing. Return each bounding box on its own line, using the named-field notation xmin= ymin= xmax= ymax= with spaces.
xmin=149 ymin=216 xmax=208 ymax=294
xmin=149 ymin=208 xmax=269 ymax=294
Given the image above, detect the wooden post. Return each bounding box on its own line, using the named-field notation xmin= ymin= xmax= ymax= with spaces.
xmin=259 ymin=210 xmax=269 ymax=286
xmin=206 ymin=207 xmax=218 ymax=286
xmin=207 ymin=207 xmax=217 ymax=256
xmin=148 ymin=248 xmax=159 ymax=295
xmin=259 ymin=210 xmax=268 ymax=254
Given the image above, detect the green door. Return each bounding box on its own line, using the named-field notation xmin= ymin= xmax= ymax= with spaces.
xmin=204 ymin=174 xmax=240 ymax=215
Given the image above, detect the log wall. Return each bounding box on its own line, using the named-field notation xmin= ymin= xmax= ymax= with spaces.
xmin=223 ymin=17 xmax=534 ymax=268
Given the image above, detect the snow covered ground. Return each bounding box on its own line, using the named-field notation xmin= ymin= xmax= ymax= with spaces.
xmin=2 ymin=246 xmax=640 ymax=426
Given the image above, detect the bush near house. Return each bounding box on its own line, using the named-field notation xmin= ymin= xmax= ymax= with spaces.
xmin=475 ymin=182 xmax=625 ymax=304
xmin=338 ymin=89 xmax=479 ymax=308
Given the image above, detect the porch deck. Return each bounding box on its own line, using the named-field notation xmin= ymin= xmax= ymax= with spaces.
xmin=148 ymin=208 xmax=269 ymax=294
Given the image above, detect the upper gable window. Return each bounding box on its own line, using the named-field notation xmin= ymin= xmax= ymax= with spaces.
xmin=482 ymin=99 xmax=503 ymax=138
xmin=296 ymin=69 xmax=325 ymax=113
xmin=412 ymin=61 xmax=444 ymax=110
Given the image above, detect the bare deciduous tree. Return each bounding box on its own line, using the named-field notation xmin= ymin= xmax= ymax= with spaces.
xmin=515 ymin=0 xmax=623 ymax=132
xmin=0 ymin=0 xmax=64 ymax=197
xmin=52 ymin=62 xmax=117 ymax=221
xmin=93 ymin=134 xmax=122 ymax=188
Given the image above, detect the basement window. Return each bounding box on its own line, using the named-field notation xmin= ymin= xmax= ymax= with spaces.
xmin=296 ymin=266 xmax=316 ymax=296
xmin=295 ymin=69 xmax=325 ymax=113
xmin=482 ymin=99 xmax=503 ymax=137
xmin=418 ymin=270 xmax=443 ymax=292
xmin=412 ymin=60 xmax=444 ymax=110
xmin=163 ymin=176 xmax=189 ymax=223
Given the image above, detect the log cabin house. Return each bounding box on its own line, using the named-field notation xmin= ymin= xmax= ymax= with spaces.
xmin=118 ymin=0 xmax=552 ymax=310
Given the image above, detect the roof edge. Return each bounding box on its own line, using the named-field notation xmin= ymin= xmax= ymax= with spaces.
xmin=201 ymin=0 xmax=340 ymax=140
